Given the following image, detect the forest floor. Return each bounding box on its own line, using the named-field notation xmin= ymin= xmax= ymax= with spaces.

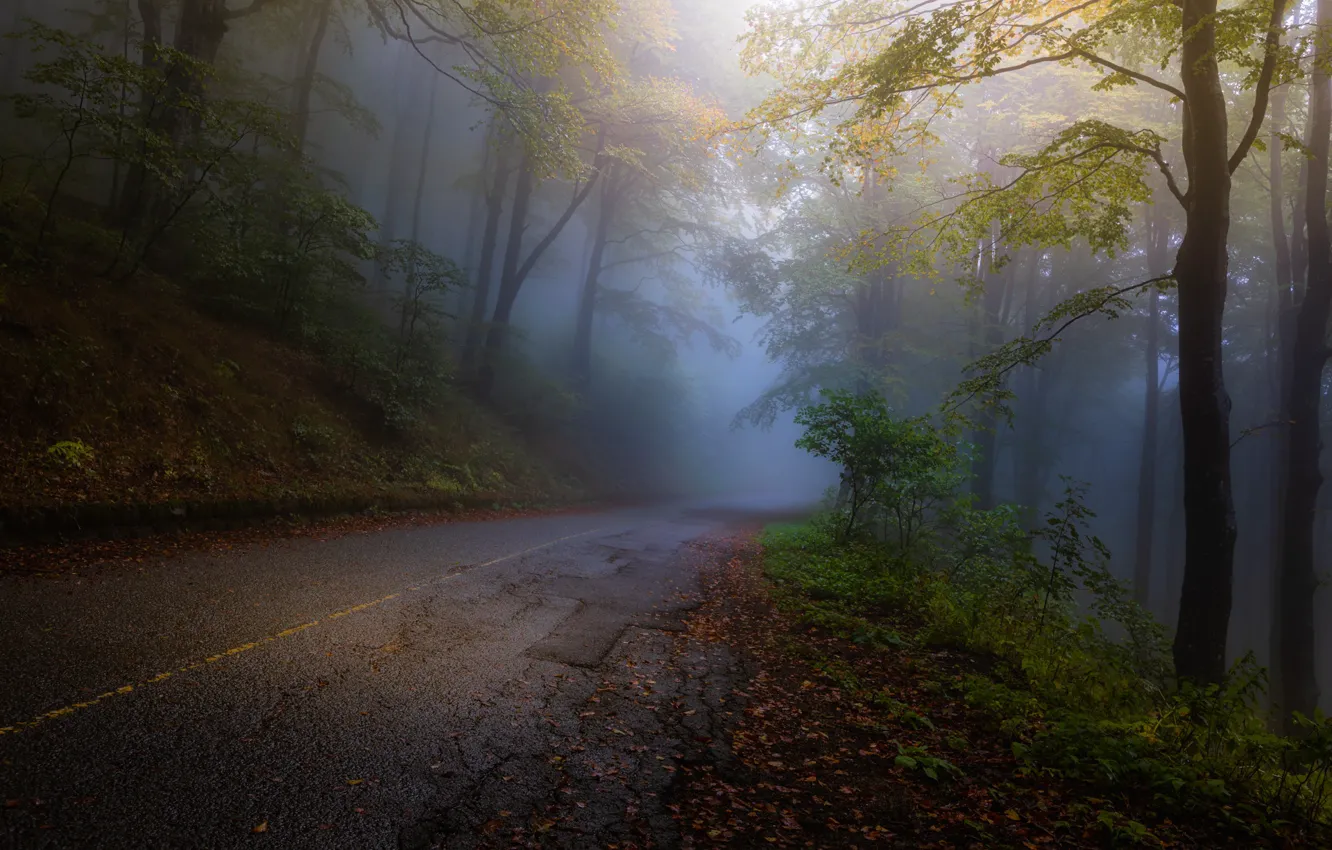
xmin=668 ymin=532 xmax=1322 ymax=849
xmin=0 ymin=263 xmax=586 ymax=535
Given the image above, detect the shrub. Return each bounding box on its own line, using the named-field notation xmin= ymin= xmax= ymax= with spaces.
xmin=795 ymin=389 xmax=961 ymax=548
xmin=289 ymin=416 xmax=337 ymax=453
xmin=770 ymin=402 xmax=1332 ymax=836
xmin=46 ymin=439 xmax=95 ymax=469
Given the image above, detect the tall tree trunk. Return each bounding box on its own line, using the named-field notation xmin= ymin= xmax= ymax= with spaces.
xmin=461 ymin=135 xmax=513 ymax=374
xmin=393 ymin=72 xmax=438 ymax=361
xmin=108 ymin=0 xmax=135 ymax=214
xmin=117 ymin=0 xmax=253 ymax=228
xmin=477 ymin=157 xmax=537 ymax=399
xmin=1164 ymin=412 xmax=1187 ymax=627
xmin=292 ymin=0 xmax=334 ymax=157
xmin=1134 ymin=208 xmax=1169 ymax=608
xmin=1268 ymin=80 xmax=1297 ymax=709
xmin=572 ymin=168 xmax=617 ymax=387
xmin=408 ymin=74 xmax=438 ymax=246
xmin=1014 ymin=252 xmax=1052 ymax=526
xmin=1279 ymin=0 xmax=1332 ymax=732
xmin=373 ymin=48 xmax=420 ymax=284
xmin=455 ymin=136 xmax=493 ymax=337
xmin=971 ymin=240 xmax=1014 ymax=510
xmin=853 ymin=168 xmax=902 ymax=393
xmin=116 ymin=0 xmax=165 ymax=222
xmin=477 ymin=140 xmax=605 ymax=400
xmin=174 ymin=0 xmax=231 ymax=65
xmin=854 ymin=272 xmax=900 ymax=383
xmin=1172 ymin=0 xmax=1241 ymax=685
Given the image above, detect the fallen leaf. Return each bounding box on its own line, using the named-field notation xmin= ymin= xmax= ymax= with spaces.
xmin=251 ymin=821 xmax=268 ymax=834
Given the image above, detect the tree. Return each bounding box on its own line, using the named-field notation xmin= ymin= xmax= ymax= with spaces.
xmin=117 ymin=0 xmax=290 ymax=225
xmin=1278 ymin=0 xmax=1332 ymax=732
xmin=740 ymin=0 xmax=1293 ymax=685
xmin=363 ymin=0 xmax=620 ymax=179
xmin=380 ymin=237 xmax=464 ymax=370
xmin=710 ymin=147 xmax=960 ymax=434
xmin=1266 ymin=51 xmax=1301 ymax=710
xmin=6 ymin=23 xmax=152 ymax=250
xmin=796 ymin=390 xmax=902 ymax=538
xmin=460 ymin=124 xmax=513 ymax=374
xmin=291 ymin=0 xmax=334 ymax=155
xmin=1134 ymin=203 xmax=1171 ymax=608
xmin=794 ymin=389 xmax=960 ymax=546
xmin=475 ymin=129 xmax=607 ymax=398
xmin=569 ymin=77 xmax=731 ymax=386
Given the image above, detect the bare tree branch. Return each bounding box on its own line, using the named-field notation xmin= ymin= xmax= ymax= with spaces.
xmin=1075 ymin=49 xmax=1188 ymax=102
xmin=1229 ymin=0 xmax=1290 ymax=173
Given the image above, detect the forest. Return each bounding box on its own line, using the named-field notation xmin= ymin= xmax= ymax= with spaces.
xmin=2 ymin=0 xmax=1332 ymax=845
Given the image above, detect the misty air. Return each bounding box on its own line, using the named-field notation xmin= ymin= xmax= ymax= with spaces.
xmin=1 ymin=0 xmax=1330 ymax=846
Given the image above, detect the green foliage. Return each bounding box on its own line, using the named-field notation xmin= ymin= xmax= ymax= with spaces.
xmin=4 ymin=22 xmax=157 ymax=247
xmin=4 ymin=21 xmax=296 ymax=280
xmin=766 ymin=509 xmax=1332 ymax=832
xmin=894 ymin=744 xmax=961 ymax=782
xmin=738 ymin=0 xmax=1289 ymax=276
xmin=772 ymin=403 xmax=1332 ymax=835
xmin=4 ymin=16 xmax=465 ymax=440
xmin=1024 ymin=662 xmax=1332 ymax=835
xmin=289 ymin=415 xmax=338 ymax=454
xmin=945 ymin=274 xmax=1174 ymax=424
xmin=203 ymin=164 xmax=376 ymax=329
xmin=943 ymin=119 xmax=1159 ymax=259
xmin=379 ymin=238 xmax=465 ymax=376
xmin=768 ymin=479 xmax=1167 ymax=713
xmin=46 ymin=439 xmax=95 ymax=469
xmin=425 ymin=472 xmax=468 ymax=497
xmin=795 ymin=389 xmax=960 ymax=546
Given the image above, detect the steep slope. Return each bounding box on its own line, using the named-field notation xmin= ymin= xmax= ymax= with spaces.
xmin=0 ymin=266 xmax=583 ymax=534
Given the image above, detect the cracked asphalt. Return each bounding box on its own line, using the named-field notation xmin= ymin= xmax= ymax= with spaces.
xmin=0 ymin=503 xmax=777 ymax=849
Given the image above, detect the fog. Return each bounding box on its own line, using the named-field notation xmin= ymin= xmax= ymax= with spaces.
xmin=1 ymin=0 xmax=1329 ymax=707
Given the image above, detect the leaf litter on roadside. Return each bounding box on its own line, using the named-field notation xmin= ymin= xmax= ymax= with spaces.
xmin=665 ymin=534 xmax=1298 ymax=849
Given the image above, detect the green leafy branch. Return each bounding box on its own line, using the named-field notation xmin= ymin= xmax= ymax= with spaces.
xmin=943 ymin=272 xmax=1175 ymax=424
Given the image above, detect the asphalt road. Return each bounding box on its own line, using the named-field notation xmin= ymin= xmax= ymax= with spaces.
xmin=0 ymin=502 xmax=779 ymax=849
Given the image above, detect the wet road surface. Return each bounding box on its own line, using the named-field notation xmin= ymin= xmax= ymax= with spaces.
xmin=0 ymin=503 xmax=778 ymax=848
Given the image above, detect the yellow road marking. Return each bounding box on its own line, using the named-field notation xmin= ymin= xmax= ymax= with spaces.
xmin=0 ymin=528 xmax=604 ymax=736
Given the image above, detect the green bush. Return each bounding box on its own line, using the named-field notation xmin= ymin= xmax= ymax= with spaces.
xmin=769 ymin=395 xmax=1332 ymax=836
xmin=46 ymin=439 xmax=95 ymax=469
xmin=795 ymin=389 xmax=960 ymax=547
xmin=764 ymin=514 xmax=1332 ymax=832
xmin=289 ymin=416 xmax=337 ymax=453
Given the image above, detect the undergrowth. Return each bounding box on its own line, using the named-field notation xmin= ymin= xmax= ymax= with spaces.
xmin=761 ymin=518 xmax=1332 ymax=842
